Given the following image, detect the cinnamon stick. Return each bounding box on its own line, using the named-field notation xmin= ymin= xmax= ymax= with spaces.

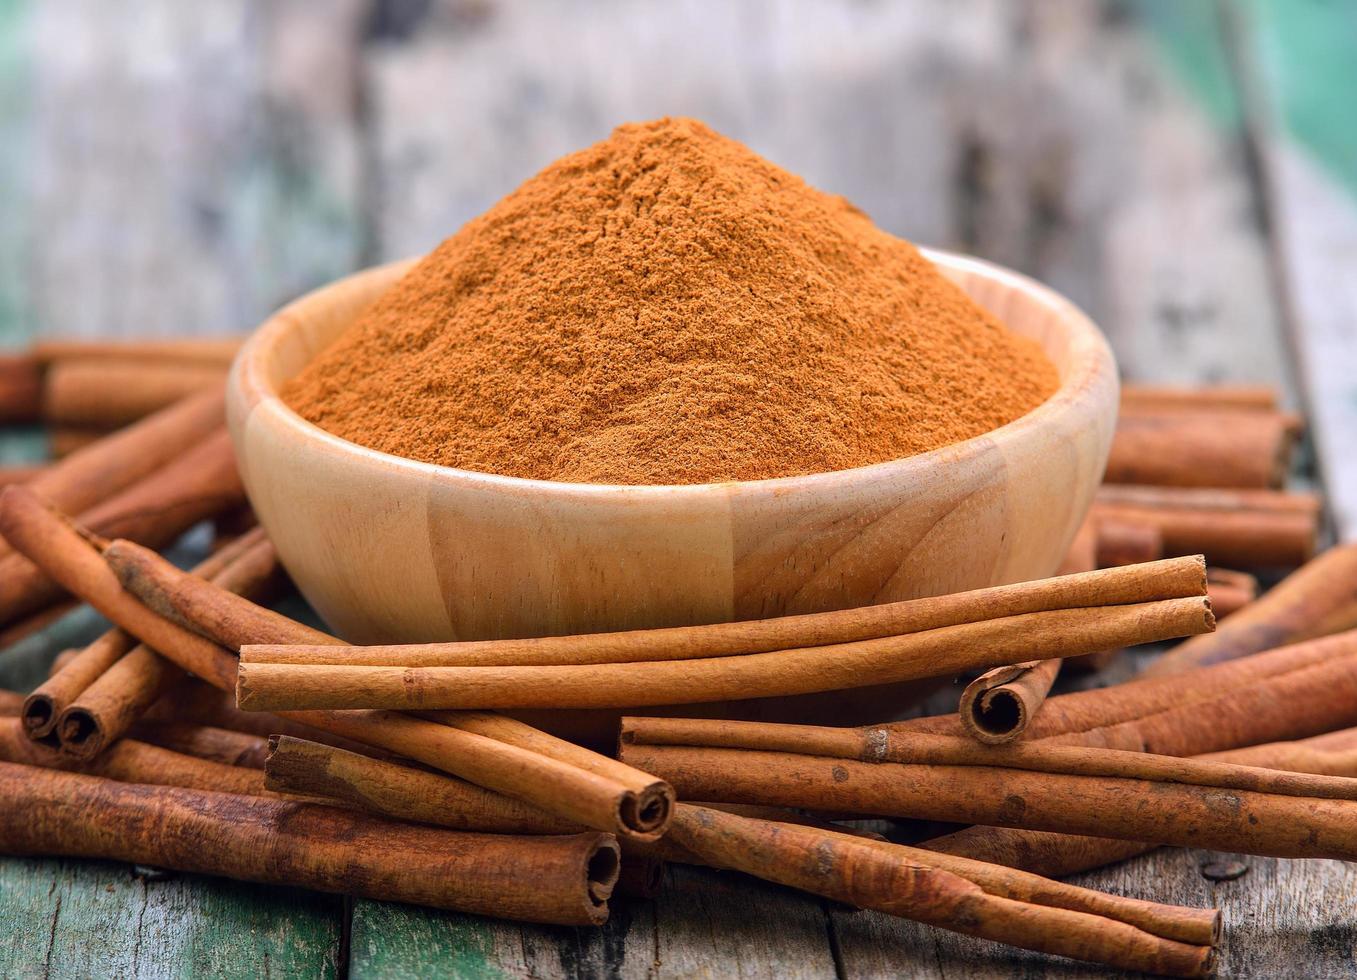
xmin=128 ymin=719 xmax=269 ymax=769
xmin=0 ymin=489 xmax=672 ymax=840
xmin=42 ymin=361 xmax=227 ymax=429
xmin=669 ymin=805 xmax=1214 ymax=977
xmin=21 ymin=387 xmax=226 ymax=533
xmin=0 ymin=464 xmax=46 ymax=489
xmin=898 ymin=627 xmax=1357 ymax=743
xmin=627 ymin=743 xmax=1357 ymax=860
xmin=924 ymin=726 xmax=1357 ymax=878
xmin=1092 ymin=485 xmax=1320 ymax=568
xmin=1120 ymin=383 xmax=1280 ymax=413
xmin=1206 ymin=568 xmax=1257 ymax=619
xmin=0 ymin=716 xmax=264 ymax=795
xmin=621 ymin=717 xmax=1357 ymax=800
xmin=55 ymin=529 xmax=278 ymax=759
xmin=958 ymin=659 xmax=1061 ymax=744
xmin=1106 ymin=407 xmax=1296 ymax=489
xmin=220 ymin=556 xmax=1208 ymax=668
xmin=0 ymin=428 xmax=245 ymax=625
xmin=1147 ymin=544 xmax=1357 ymax=675
xmin=0 ymin=352 xmax=42 ymax=423
xmin=235 ymin=597 xmax=1212 ymax=711
xmin=1094 ymin=519 xmax=1163 ymax=568
xmin=32 ymin=337 xmax=242 ymax=366
xmin=0 ymin=761 xmax=620 ymax=926
xmin=264 ymin=735 xmax=577 ymax=834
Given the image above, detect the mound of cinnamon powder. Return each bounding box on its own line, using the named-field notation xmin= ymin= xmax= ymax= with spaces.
xmin=284 ymin=118 xmax=1057 ymax=484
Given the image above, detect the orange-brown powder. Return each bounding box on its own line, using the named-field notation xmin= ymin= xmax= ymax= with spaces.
xmin=284 ymin=118 xmax=1058 ymax=485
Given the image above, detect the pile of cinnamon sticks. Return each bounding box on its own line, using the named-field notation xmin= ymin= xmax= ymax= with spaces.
xmin=1085 ymin=382 xmax=1319 ymax=580
xmin=0 ymin=337 xmax=240 ymax=458
xmin=1 ymin=373 xmax=1354 ymax=976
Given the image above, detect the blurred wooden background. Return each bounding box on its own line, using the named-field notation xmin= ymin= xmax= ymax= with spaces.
xmin=1 ymin=0 xmax=1356 ymax=976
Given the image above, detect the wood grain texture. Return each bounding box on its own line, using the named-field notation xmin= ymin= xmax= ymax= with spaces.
xmin=230 ymin=251 xmax=1117 ymax=647
xmin=0 ymin=857 xmax=340 ymax=979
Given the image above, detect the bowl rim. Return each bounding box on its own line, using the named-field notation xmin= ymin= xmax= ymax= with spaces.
xmin=231 ymin=247 xmax=1116 ymax=499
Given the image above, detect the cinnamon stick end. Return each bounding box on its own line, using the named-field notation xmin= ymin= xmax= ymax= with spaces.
xmin=20 ymin=692 xmax=58 ymax=740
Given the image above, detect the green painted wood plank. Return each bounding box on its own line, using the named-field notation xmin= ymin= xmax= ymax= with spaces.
xmin=350 ymin=865 xmax=838 ymax=979
xmin=0 ymin=858 xmax=342 ymax=979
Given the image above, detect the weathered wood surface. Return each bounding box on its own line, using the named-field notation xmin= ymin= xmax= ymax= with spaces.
xmin=2 ymin=0 xmax=1355 ymax=976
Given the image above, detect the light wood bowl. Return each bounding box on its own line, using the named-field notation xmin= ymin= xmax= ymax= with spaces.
xmin=228 ymin=250 xmax=1118 ymax=655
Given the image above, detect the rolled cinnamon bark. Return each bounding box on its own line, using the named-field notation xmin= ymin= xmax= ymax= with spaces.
xmin=629 ymin=743 xmax=1357 ymax=860
xmin=22 ymin=630 xmax=135 ymax=739
xmin=1147 ymin=545 xmax=1357 ymax=675
xmin=0 ymin=428 xmax=245 ymax=625
xmin=1094 ymin=519 xmax=1163 ymax=568
xmin=42 ymin=361 xmax=227 ymax=429
xmin=1205 ymin=568 xmax=1257 ymax=619
xmin=1120 ymin=383 xmax=1279 ymax=413
xmin=223 ymin=557 xmax=1210 ymax=668
xmin=958 ymin=659 xmax=1061 ymax=744
xmin=265 ymin=735 xmax=577 ymax=834
xmin=0 ymin=491 xmax=672 ymax=841
xmin=924 ymin=726 xmax=1357 ymax=877
xmin=19 ymin=387 xmax=225 ymax=533
xmin=129 ymin=719 xmax=270 ymax=769
xmin=669 ymin=805 xmax=1214 ymax=977
xmin=0 ymin=352 xmax=42 ymax=423
xmin=0 ymin=761 xmax=620 ymax=926
xmin=1106 ymin=407 xmax=1296 ymax=489
xmin=235 ymin=597 xmax=1213 ymax=712
xmin=620 ymin=717 xmax=1357 ymax=800
xmin=898 ymin=628 xmax=1357 ymax=743
xmin=55 ymin=529 xmax=277 ymax=758
xmin=32 ymin=337 xmax=242 ymax=366
xmin=0 ymin=716 xmax=265 ymax=795
xmin=1092 ymin=485 xmax=1320 ymax=568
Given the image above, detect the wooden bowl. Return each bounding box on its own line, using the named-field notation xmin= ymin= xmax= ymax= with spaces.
xmin=228 ymin=250 xmax=1118 ymax=651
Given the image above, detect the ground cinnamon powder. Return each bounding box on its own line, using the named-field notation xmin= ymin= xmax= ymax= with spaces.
xmin=284 ymin=118 xmax=1058 ymax=485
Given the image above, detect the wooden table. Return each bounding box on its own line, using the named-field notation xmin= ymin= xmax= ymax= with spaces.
xmin=2 ymin=1 xmax=1356 ymax=975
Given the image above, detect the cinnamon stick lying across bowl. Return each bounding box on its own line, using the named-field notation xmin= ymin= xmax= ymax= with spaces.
xmin=1147 ymin=544 xmax=1357 ymax=675
xmin=54 ymin=529 xmax=280 ymax=759
xmin=223 ymin=556 xmax=1209 ymax=668
xmin=625 ymin=742 xmax=1357 ymax=861
xmin=668 ymin=805 xmax=1215 ymax=977
xmin=1092 ymin=485 xmax=1320 ymax=568
xmin=0 ymin=488 xmax=673 ymax=841
xmin=1106 ymin=407 xmax=1298 ymax=489
xmin=21 ymin=528 xmax=268 ymax=741
xmin=0 ymin=427 xmax=245 ymax=626
xmin=957 ymin=659 xmax=1062 ymax=744
xmin=0 ymin=761 xmax=620 ymax=926
xmin=42 ymin=360 xmax=228 ymax=429
xmin=234 ymin=596 xmax=1212 ymax=711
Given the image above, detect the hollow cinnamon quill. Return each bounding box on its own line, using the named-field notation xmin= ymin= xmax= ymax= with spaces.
xmin=235 ymin=597 xmax=1212 ymax=711
xmin=670 ymin=805 xmax=1214 ymax=977
xmin=627 ymin=743 xmax=1357 ymax=860
xmin=958 ymin=659 xmax=1061 ymax=744
xmin=0 ymin=761 xmax=619 ymax=926
xmin=224 ymin=556 xmax=1208 ymax=667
